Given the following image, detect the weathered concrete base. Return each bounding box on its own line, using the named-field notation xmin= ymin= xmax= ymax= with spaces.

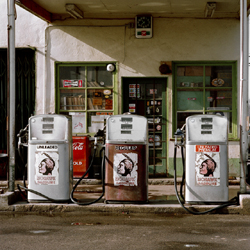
xmin=239 ymin=194 xmax=250 ymax=214
xmin=0 ymin=192 xmax=243 ymax=215
xmin=0 ymin=180 xmax=250 ymax=215
xmin=0 ymin=191 xmax=18 ymax=211
xmin=6 ymin=202 xmax=242 ymax=215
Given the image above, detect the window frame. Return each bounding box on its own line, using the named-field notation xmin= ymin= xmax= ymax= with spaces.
xmin=55 ymin=62 xmax=118 ymax=135
xmin=172 ymin=61 xmax=237 ymax=140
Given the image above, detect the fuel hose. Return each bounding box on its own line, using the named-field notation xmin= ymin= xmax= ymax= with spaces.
xmin=70 ymin=145 xmax=106 ymax=205
xmin=174 ymin=144 xmax=238 ymax=215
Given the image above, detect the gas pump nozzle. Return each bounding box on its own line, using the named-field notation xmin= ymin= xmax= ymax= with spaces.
xmin=94 ymin=125 xmax=106 ymax=138
xmin=94 ymin=126 xmax=106 ymax=149
xmin=17 ymin=124 xmax=29 ymax=140
xmin=174 ymin=128 xmax=184 ymax=147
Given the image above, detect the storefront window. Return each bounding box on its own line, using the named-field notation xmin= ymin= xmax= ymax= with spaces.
xmin=174 ymin=62 xmax=237 ymax=138
xmin=56 ymin=63 xmax=116 ymax=135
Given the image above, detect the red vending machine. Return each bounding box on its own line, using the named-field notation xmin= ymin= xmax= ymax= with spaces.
xmin=72 ymin=136 xmax=91 ymax=178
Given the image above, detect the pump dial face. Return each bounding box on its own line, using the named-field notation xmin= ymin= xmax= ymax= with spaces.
xmin=136 ymin=16 xmax=152 ymax=28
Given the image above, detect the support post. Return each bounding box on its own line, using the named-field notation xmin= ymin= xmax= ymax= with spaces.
xmin=7 ymin=0 xmax=16 ymax=192
xmin=239 ymin=0 xmax=249 ymax=194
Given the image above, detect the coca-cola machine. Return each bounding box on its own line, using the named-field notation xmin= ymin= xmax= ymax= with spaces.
xmin=72 ymin=136 xmax=91 ymax=178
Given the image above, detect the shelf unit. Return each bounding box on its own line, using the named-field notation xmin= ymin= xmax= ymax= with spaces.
xmin=122 ymin=77 xmax=167 ymax=177
xmin=56 ymin=63 xmax=117 ymax=135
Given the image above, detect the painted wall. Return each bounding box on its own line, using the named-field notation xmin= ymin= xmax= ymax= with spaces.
xmin=0 ymin=1 xmax=48 ymax=114
xmin=0 ymin=1 xmax=241 ymax=176
xmin=47 ymin=18 xmax=240 ymax=176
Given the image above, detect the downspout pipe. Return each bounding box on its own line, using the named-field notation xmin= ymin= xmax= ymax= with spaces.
xmin=43 ymin=25 xmax=49 ymax=114
xmin=239 ymin=0 xmax=249 ymax=194
xmin=7 ymin=0 xmax=16 ymax=192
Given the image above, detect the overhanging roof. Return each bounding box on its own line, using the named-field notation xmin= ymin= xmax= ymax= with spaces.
xmin=16 ymin=0 xmax=250 ymax=23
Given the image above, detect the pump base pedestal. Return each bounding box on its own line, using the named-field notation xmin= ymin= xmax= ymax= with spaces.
xmin=27 ymin=199 xmax=71 ymax=203
xmin=105 ymin=143 xmax=148 ymax=203
xmin=186 ymin=201 xmax=229 ymax=205
xmin=105 ymin=200 xmax=148 ymax=204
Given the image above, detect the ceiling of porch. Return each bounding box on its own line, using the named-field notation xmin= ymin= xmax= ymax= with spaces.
xmin=16 ymin=0 xmax=250 ymax=23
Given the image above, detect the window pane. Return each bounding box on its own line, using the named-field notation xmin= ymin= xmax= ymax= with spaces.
xmin=128 ymin=83 xmax=145 ymax=99
xmin=58 ymin=111 xmax=86 ymax=134
xmin=146 ymin=84 xmax=163 ymax=98
xmin=59 ymin=66 xmax=85 ymax=87
xmin=87 ymin=89 xmax=113 ymax=110
xmin=177 ymin=89 xmax=203 ymax=110
xmin=60 ymin=89 xmax=85 ymax=111
xmin=177 ymin=68 xmax=212 ymax=87
xmin=87 ymin=66 xmax=113 ymax=87
xmin=87 ymin=112 xmax=112 ymax=133
xmin=177 ymin=76 xmax=204 ymax=87
xmin=148 ymin=134 xmax=162 ymax=148
xmin=205 ymin=90 xmax=232 ymax=109
xmin=177 ymin=66 xmax=203 ymax=76
xmin=206 ymin=66 xmax=232 ymax=87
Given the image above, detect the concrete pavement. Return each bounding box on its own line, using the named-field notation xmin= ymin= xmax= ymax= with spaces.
xmin=0 ymin=178 xmax=250 ymax=215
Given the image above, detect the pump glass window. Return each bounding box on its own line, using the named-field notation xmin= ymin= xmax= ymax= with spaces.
xmin=56 ymin=63 xmax=116 ymax=134
xmin=174 ymin=62 xmax=236 ymax=138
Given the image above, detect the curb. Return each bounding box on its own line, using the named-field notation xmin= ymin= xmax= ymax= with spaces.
xmin=7 ymin=200 xmax=242 ymax=215
xmin=0 ymin=178 xmax=248 ymax=215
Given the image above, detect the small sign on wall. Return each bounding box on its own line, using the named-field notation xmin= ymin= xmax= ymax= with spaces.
xmin=129 ymin=103 xmax=136 ymax=113
xmin=63 ymin=80 xmax=83 ymax=87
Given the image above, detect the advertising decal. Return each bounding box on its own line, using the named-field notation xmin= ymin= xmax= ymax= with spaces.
xmin=113 ymin=152 xmax=138 ymax=186
xmin=195 ymin=145 xmax=220 ymax=186
xmin=35 ymin=145 xmax=59 ymax=185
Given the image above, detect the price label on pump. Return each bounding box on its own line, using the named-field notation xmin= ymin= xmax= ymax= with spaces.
xmin=195 ymin=145 xmax=220 ymax=152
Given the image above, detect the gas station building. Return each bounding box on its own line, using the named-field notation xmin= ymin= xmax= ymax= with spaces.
xmin=0 ymin=0 xmax=249 ymax=180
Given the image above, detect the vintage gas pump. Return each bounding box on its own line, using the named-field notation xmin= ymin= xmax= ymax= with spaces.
xmin=174 ymin=114 xmax=238 ymax=214
xmin=27 ymin=114 xmax=73 ymax=202
xmin=185 ymin=114 xmax=228 ymax=203
xmin=105 ymin=114 xmax=148 ymax=203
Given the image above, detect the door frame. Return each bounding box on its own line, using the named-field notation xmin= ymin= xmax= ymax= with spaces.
xmin=121 ymin=76 xmax=168 ymax=177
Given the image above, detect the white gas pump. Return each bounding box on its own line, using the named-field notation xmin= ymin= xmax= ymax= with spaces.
xmin=27 ymin=114 xmax=73 ymax=202
xmin=185 ymin=114 xmax=228 ymax=204
xmin=105 ymin=114 xmax=148 ymax=203
xmin=174 ymin=114 xmax=238 ymax=214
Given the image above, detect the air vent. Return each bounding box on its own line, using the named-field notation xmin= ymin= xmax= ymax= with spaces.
xmin=201 ymin=117 xmax=213 ymax=123
xmin=201 ymin=124 xmax=213 ymax=129
xmin=121 ymin=124 xmax=132 ymax=129
xmin=42 ymin=117 xmax=54 ymax=122
xmin=42 ymin=130 xmax=53 ymax=134
xmin=121 ymin=130 xmax=131 ymax=134
xmin=121 ymin=117 xmax=133 ymax=122
xmin=43 ymin=124 xmax=54 ymax=129
xmin=201 ymin=131 xmax=212 ymax=134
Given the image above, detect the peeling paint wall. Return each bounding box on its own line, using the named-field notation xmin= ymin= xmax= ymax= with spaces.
xmin=0 ymin=2 xmax=48 ymax=114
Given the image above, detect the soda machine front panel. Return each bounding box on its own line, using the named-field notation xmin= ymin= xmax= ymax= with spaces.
xmin=72 ymin=136 xmax=90 ymax=178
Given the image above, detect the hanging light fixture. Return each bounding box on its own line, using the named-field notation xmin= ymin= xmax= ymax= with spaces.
xmin=65 ymin=4 xmax=84 ymax=19
xmin=204 ymin=2 xmax=216 ymax=18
